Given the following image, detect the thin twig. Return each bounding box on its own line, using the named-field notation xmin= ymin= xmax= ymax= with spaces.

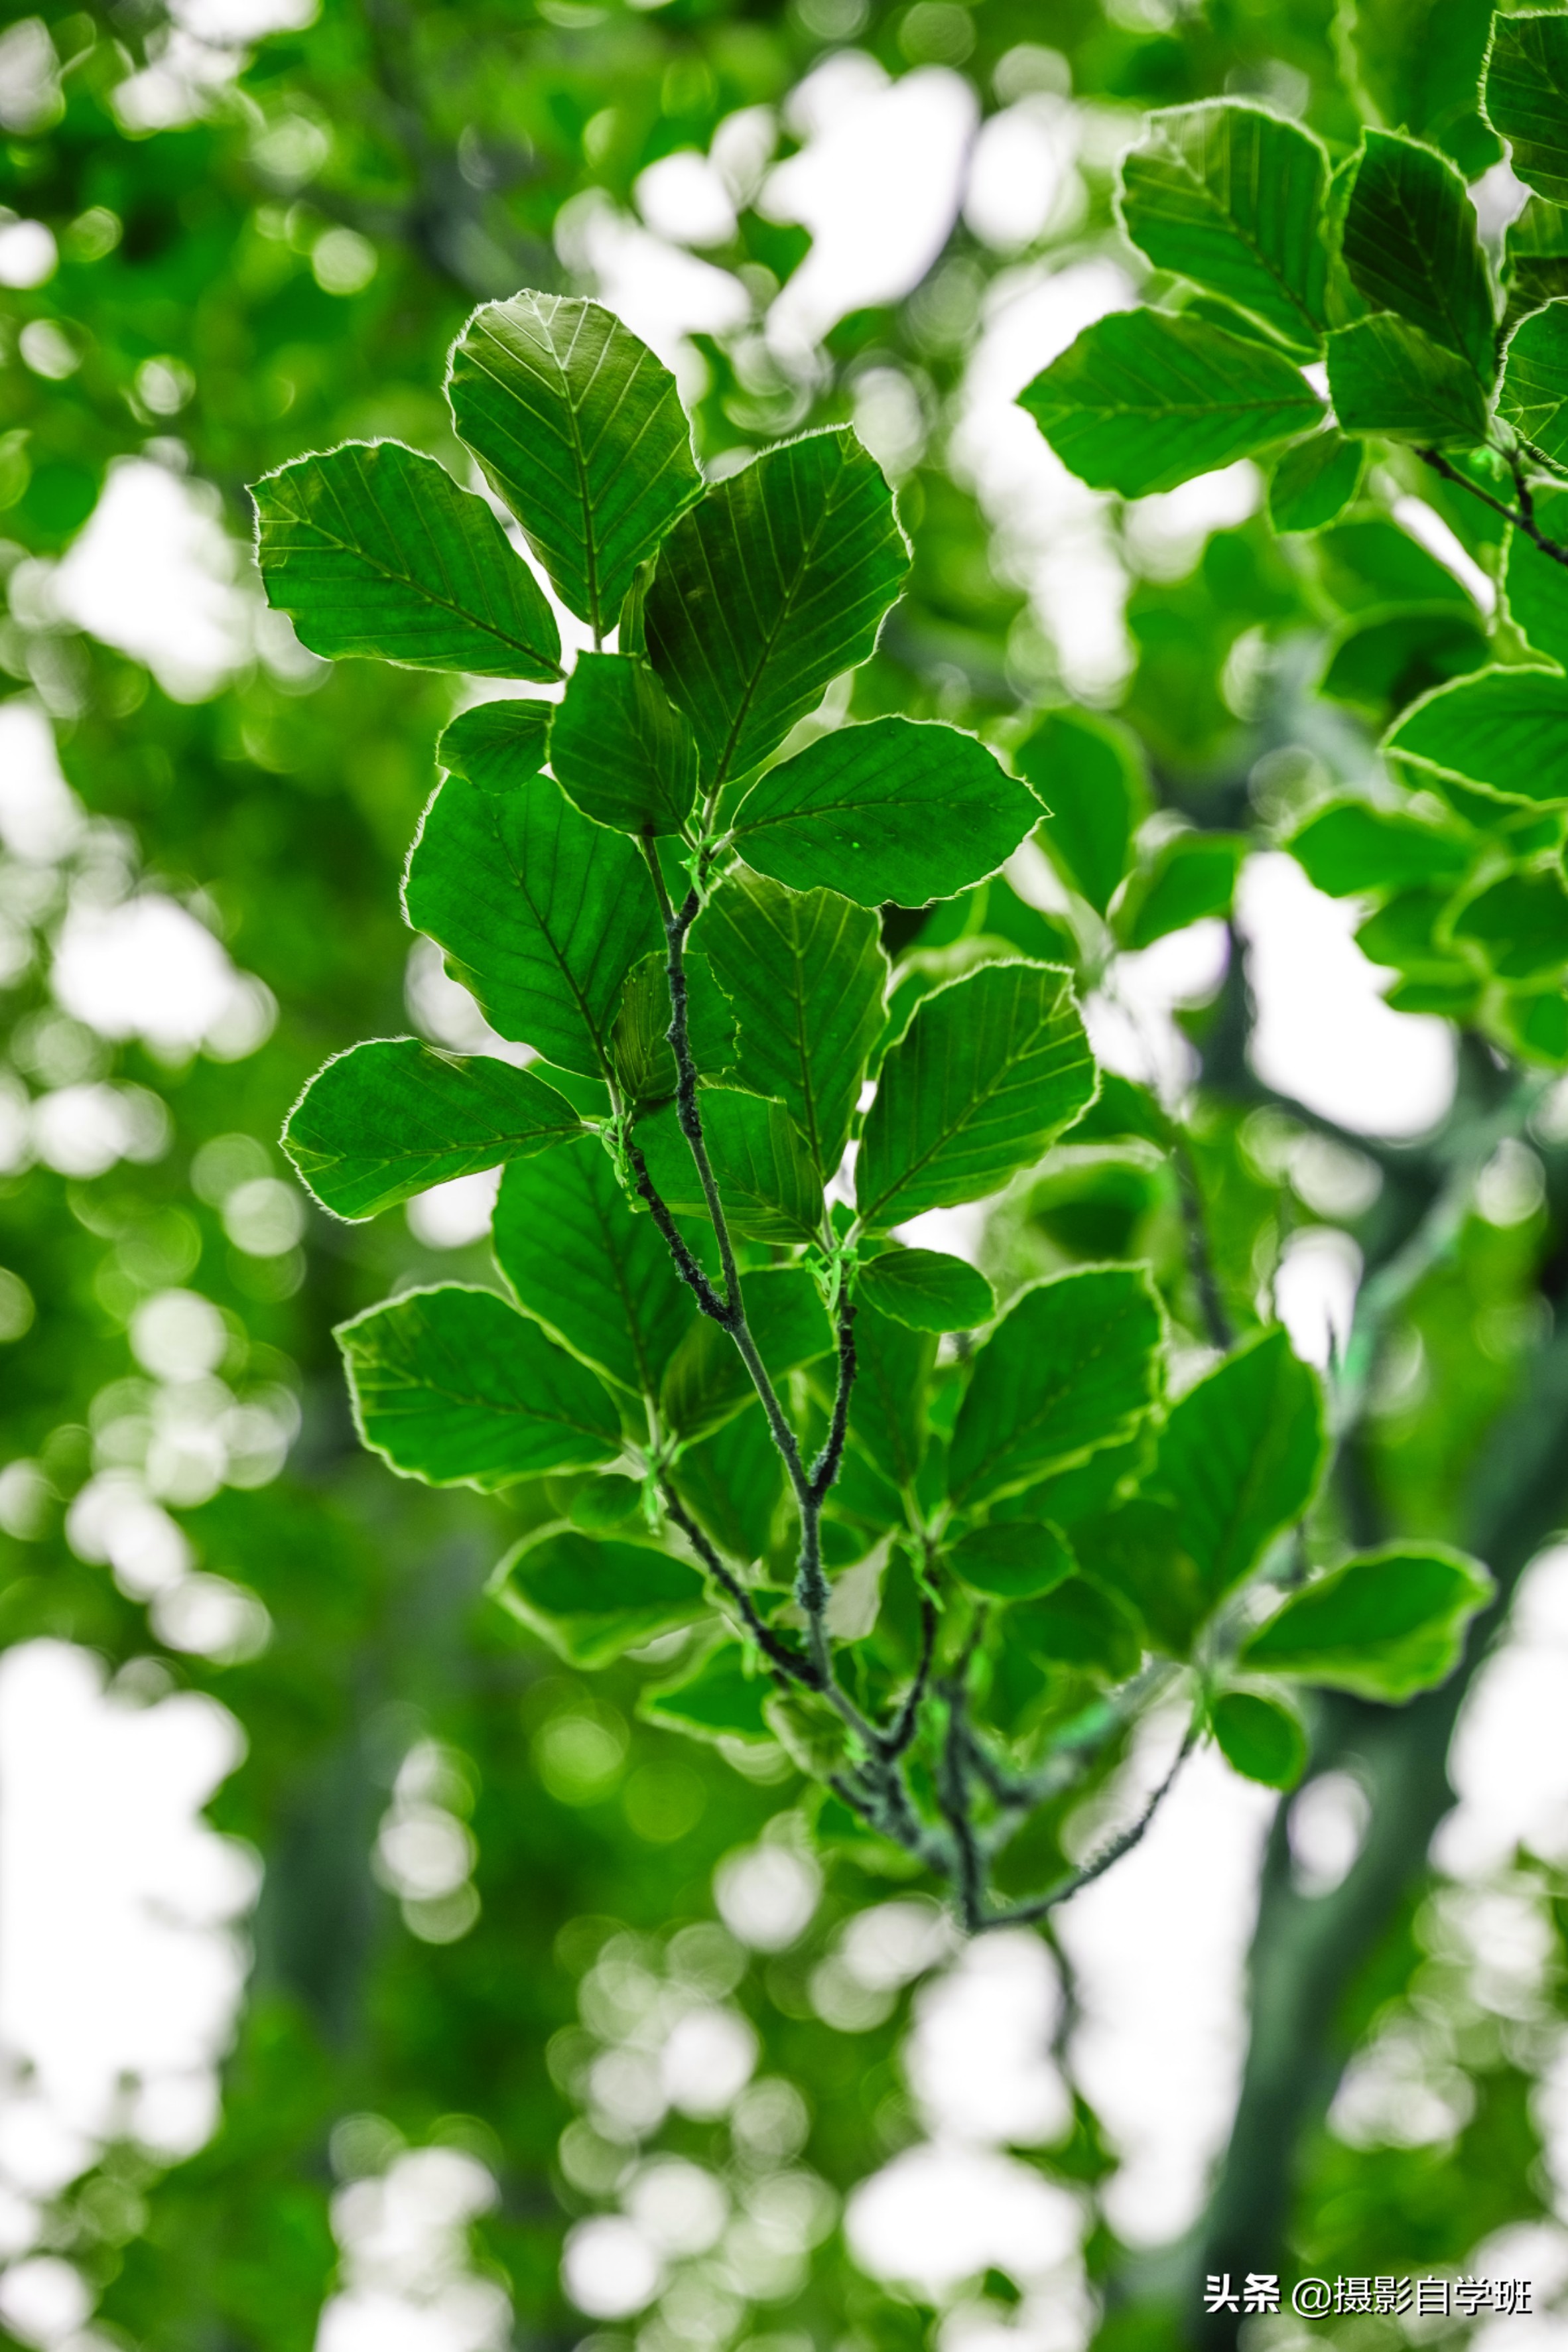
xmin=1173 ymin=1135 xmax=1234 ymax=1351
xmin=1419 ymin=446 xmax=1568 ymax=572
xmin=660 ymin=1481 xmax=818 ymax=1685
xmin=880 ymin=1594 xmax=937 ymax=1761
xmin=984 ymin=1715 xmax=1198 ymax=1930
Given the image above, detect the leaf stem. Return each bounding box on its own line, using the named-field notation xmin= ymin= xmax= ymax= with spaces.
xmin=982 ymin=1713 xmax=1197 ymax=1930
xmin=1418 ymin=445 xmax=1568 ymax=570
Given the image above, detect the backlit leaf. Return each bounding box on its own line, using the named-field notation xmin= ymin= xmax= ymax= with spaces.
xmin=338 ymin=1284 xmax=622 ymax=1490
xmin=640 ymin=1641 xmax=775 ymax=1744
xmin=858 ymin=1247 xmax=996 ymax=1334
xmin=447 ymin=293 xmax=702 ymax=638
xmin=1268 ymin=429 xmax=1366 ymax=533
xmin=661 ymin=1265 xmax=832 ymax=1443
xmin=1499 ymin=298 xmax=1568 ymax=468
xmin=1504 ymin=484 xmax=1568 ymax=665
xmin=1115 ymin=832 xmax=1245 ymax=949
xmin=635 ymin=1089 xmax=823 ymax=1244
xmin=493 ymin=1522 xmax=706 ymax=1667
xmin=856 ymin=961 xmax=1097 ymax=1230
xmin=949 ymin=1266 xmax=1164 ymax=1508
xmin=1451 ymin=868 xmax=1568 ymax=979
xmin=492 ymin=1136 xmax=692 ymax=1398
xmin=403 ymin=772 xmax=662 ymax=1077
xmin=285 ymin=1039 xmax=582 ymax=1220
xmin=1012 ymin=707 xmax=1150 ymax=915
xmin=251 ymin=440 xmax=562 ymax=679
xmin=437 ymin=699 xmax=553 ymax=790
xmin=696 ymin=870 xmax=887 ymax=1177
xmin=608 ymin=950 xmax=734 ymax=1106
xmin=1019 ymin=308 xmax=1322 ymax=498
xmin=1211 ymin=1689 xmax=1307 ymax=1788
xmin=1286 ymin=801 xmax=1470 ymax=897
xmin=948 ymin=1520 xmax=1077 ymax=1602
xmin=1241 ymin=1541 xmax=1493 ymax=1697
xmin=1486 ymin=13 xmax=1568 ymax=208
xmin=734 ymin=718 xmax=1042 ymax=909
xmin=1147 ymin=1327 xmax=1325 ymax=1611
xmin=1326 ymin=314 xmax=1490 ymax=446
xmin=1118 ymin=101 xmax=1330 ymax=354
xmin=551 ymin=652 xmax=699 ymax=837
xmin=1337 ymin=131 xmax=1496 ymax=383
xmin=1384 ymin=667 xmax=1568 ymax=805
xmin=645 ymin=429 xmax=909 ymax=795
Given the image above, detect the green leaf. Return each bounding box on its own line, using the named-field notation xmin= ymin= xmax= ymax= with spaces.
xmin=284 ymin=1039 xmax=582 ymax=1220
xmin=550 ymin=652 xmax=699 ymax=837
xmin=1115 ymin=832 xmax=1245 ymax=950
xmin=734 ymin=718 xmax=1043 ymax=909
xmin=858 ymin=1247 xmax=995 ymax=1334
xmin=671 ymin=1408 xmax=785 ymax=1563
xmin=403 ymin=772 xmax=662 ymax=1077
xmin=251 ymin=440 xmax=562 ymax=680
xmin=1451 ymin=868 xmax=1568 ymax=979
xmin=1505 ymin=484 xmax=1568 ymax=664
xmin=1149 ymin=1328 xmax=1325 ymax=1612
xmin=640 ymin=1640 xmax=775 ymax=1745
xmin=1240 ymin=1541 xmax=1493 ymax=1697
xmin=696 ymin=869 xmax=887 ymax=1177
xmin=436 ymin=701 xmax=553 ymax=800
xmin=1013 ymin=1579 xmax=1143 ymax=1680
xmin=1337 ymin=131 xmax=1496 ymax=384
xmin=1319 ymin=606 xmax=1490 ymax=719
xmin=492 ymin=1135 xmax=692 ymax=1398
xmin=1210 ymin=1689 xmax=1307 ymax=1788
xmin=1285 ymin=801 xmax=1471 ymax=897
xmin=645 ymin=429 xmax=910 ymax=795
xmin=1485 ymin=13 xmax=1568 ymax=208
xmin=1337 ymin=0 xmax=1500 ymax=178
xmin=661 ymin=1265 xmax=832 ymax=1442
xmin=1326 ymin=314 xmax=1491 ymax=446
xmin=1499 ymin=300 xmax=1568 ymax=468
xmin=446 ymin=293 xmax=702 ymax=639
xmin=1503 ymin=198 xmax=1568 ymax=337
xmin=1012 ymin=708 xmax=1150 ymax=915
xmin=1356 ymin=885 xmax=1471 ymax=981
xmin=846 ymin=1301 xmax=934 ymax=1491
xmin=608 ymin=950 xmax=734 ymax=1106
xmin=1118 ymin=101 xmax=1330 ymax=355
xmin=635 ymin=1089 xmax=823 ymax=1244
xmin=1315 ymin=515 xmax=1475 ymax=612
xmin=1267 ymin=429 xmax=1367 ymax=533
xmin=949 ymin=1266 xmax=1164 ymax=1508
xmin=338 ymin=1284 xmax=623 ymax=1490
xmin=493 ymin=1522 xmax=706 ymax=1667
xmin=948 ymin=1520 xmax=1077 ymax=1602
xmin=1385 ymin=667 xmax=1568 ymax=806
xmin=856 ymin=961 xmax=1097 ymax=1230
xmin=1018 ymin=308 xmax=1322 ymax=498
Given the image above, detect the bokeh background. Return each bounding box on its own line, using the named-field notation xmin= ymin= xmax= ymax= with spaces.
xmin=3 ymin=1 xmax=1567 ymax=2349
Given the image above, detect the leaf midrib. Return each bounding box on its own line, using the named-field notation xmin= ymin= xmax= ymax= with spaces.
xmin=1148 ymin=119 xmax=1323 ymax=342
